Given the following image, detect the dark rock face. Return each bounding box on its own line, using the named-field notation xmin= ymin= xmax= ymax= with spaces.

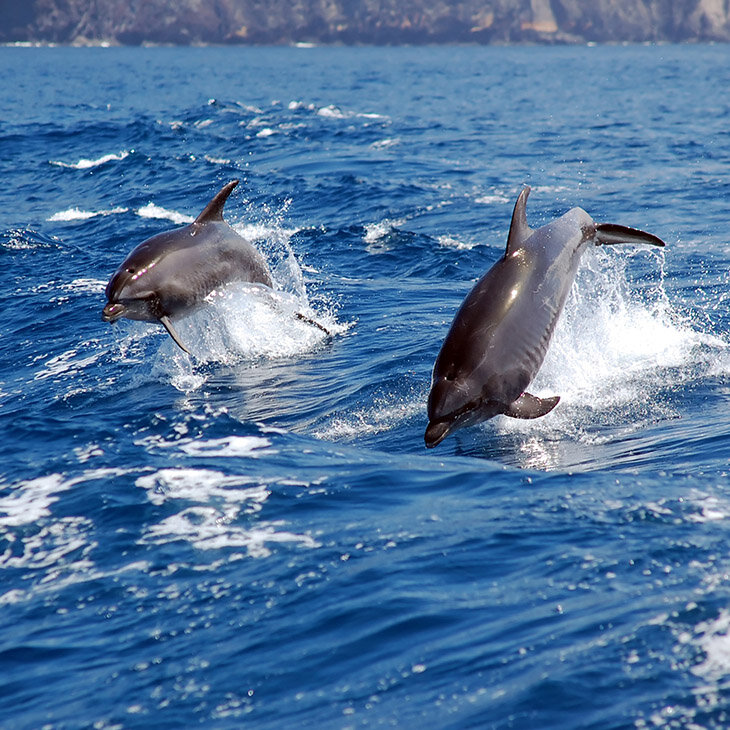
xmin=3 ymin=0 xmax=730 ymax=45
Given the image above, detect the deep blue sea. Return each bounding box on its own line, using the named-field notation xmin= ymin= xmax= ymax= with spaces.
xmin=1 ymin=43 xmax=730 ymax=729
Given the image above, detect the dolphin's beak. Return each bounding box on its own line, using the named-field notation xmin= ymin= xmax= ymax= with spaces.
xmin=424 ymin=420 xmax=452 ymax=449
xmin=102 ymin=302 xmax=125 ymax=322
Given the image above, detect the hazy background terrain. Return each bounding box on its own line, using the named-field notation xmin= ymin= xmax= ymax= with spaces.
xmin=3 ymin=0 xmax=730 ymax=45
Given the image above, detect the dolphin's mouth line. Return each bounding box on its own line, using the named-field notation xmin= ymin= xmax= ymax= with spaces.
xmin=426 ymin=392 xmax=522 ymax=447
xmin=425 ymin=395 xmax=488 ymax=447
xmin=102 ymin=302 xmax=126 ymax=322
xmin=428 ymin=392 xmax=491 ymax=430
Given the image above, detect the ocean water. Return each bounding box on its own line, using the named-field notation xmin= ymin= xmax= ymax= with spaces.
xmin=1 ymin=43 xmax=730 ymax=729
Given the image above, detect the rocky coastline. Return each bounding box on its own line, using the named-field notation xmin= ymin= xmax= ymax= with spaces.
xmin=3 ymin=0 xmax=730 ymax=46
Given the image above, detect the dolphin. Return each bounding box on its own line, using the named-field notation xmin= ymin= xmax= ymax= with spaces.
xmin=102 ymin=180 xmax=326 ymax=353
xmin=424 ymin=187 xmax=666 ymax=448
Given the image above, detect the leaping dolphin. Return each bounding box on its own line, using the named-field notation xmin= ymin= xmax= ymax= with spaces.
xmin=102 ymin=180 xmax=326 ymax=353
xmin=424 ymin=187 xmax=666 ymax=448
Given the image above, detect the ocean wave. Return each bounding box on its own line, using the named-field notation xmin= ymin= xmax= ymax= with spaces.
xmin=49 ymin=150 xmax=131 ymax=169
xmin=48 ymin=206 xmax=128 ymax=222
xmin=136 ymin=203 xmax=194 ymax=225
xmin=136 ymin=466 xmax=319 ymax=557
xmin=363 ymin=218 xmax=409 ymax=251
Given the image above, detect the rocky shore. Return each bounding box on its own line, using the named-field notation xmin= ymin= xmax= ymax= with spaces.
xmin=3 ymin=0 xmax=730 ymax=45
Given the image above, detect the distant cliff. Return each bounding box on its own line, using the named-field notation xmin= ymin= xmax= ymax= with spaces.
xmin=3 ymin=0 xmax=730 ymax=45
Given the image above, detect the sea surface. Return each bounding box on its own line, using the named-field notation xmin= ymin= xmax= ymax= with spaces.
xmin=1 ymin=43 xmax=730 ymax=729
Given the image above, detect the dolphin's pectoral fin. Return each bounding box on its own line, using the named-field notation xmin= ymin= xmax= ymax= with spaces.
xmin=159 ymin=315 xmax=191 ymax=354
xmin=294 ymin=311 xmax=332 ymax=336
xmin=503 ymin=392 xmax=560 ymax=419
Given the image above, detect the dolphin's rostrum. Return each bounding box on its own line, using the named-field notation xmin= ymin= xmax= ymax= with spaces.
xmin=424 ymin=187 xmax=666 ymax=448
xmin=103 ymin=180 xmax=327 ymax=353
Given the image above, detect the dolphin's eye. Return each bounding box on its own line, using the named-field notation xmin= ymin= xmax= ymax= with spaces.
xmin=126 ymin=267 xmax=135 ymax=274
xmin=445 ymin=372 xmax=456 ymax=382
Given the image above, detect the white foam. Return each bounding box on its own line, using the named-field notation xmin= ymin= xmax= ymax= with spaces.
xmin=136 ymin=467 xmax=267 ymax=506
xmin=290 ymin=99 xmax=384 ymax=120
xmin=179 ymin=436 xmax=274 ymax=458
xmin=137 ymin=467 xmax=319 ymax=557
xmin=438 ymin=234 xmax=479 ymax=250
xmin=0 ymin=468 xmax=129 ymax=530
xmin=136 ymin=203 xmax=194 ymax=225
xmin=60 ymin=278 xmax=107 ymax=294
xmin=0 ymin=474 xmax=69 ymax=527
xmin=1 ymin=516 xmax=94 ymax=570
xmin=49 ymin=150 xmax=130 ymax=169
xmin=34 ymin=348 xmax=104 ymax=381
xmin=314 ymin=395 xmax=422 ymax=441
xmin=232 ymin=221 xmax=300 ymax=246
xmin=475 ymin=192 xmax=511 ymax=205
xmin=317 ymin=104 xmax=347 ymax=119
xmin=370 ymin=138 xmax=400 ymax=150
xmin=689 ymin=610 xmax=730 ymax=680
xmin=685 ymin=492 xmax=730 ymax=523
xmin=48 ymin=206 xmax=128 ymax=222
xmin=143 ymin=510 xmax=319 ymax=557
xmin=146 ymin=284 xmax=340 ymax=372
xmin=363 ymin=218 xmax=408 ymax=251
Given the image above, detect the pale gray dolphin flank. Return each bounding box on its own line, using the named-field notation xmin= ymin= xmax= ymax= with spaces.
xmin=102 ymin=180 xmax=327 ymax=353
xmin=424 ymin=187 xmax=666 ymax=448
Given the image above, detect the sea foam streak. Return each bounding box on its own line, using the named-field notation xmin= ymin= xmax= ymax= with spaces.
xmin=48 ymin=207 xmax=128 ymax=222
xmin=49 ymin=151 xmax=131 ymax=169
xmin=136 ymin=467 xmax=319 ymax=557
xmin=136 ymin=203 xmax=194 ymax=225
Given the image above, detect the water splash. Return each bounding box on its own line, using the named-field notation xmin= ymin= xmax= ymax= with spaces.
xmin=497 ymin=246 xmax=727 ymax=438
xmin=105 ymin=213 xmax=343 ymax=383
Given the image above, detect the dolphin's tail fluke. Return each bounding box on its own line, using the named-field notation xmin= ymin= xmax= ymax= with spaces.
xmin=294 ymin=311 xmax=332 ymax=336
xmin=595 ymin=223 xmax=665 ymax=248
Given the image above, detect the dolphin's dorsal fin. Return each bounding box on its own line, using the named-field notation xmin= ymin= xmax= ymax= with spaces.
xmin=505 ymin=186 xmax=532 ymax=256
xmin=194 ymin=180 xmax=239 ymax=225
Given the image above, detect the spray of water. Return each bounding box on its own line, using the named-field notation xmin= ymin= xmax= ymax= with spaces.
xmin=497 ymin=245 xmax=728 ymax=438
xmin=110 ymin=212 xmax=343 ymax=387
